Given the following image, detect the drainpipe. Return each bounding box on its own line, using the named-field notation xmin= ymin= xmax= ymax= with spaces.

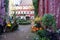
xmin=46 ymin=0 xmax=48 ymax=13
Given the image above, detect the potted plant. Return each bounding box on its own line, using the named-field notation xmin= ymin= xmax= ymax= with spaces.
xmin=33 ymin=14 xmax=58 ymax=40
xmin=31 ymin=16 xmax=43 ymax=32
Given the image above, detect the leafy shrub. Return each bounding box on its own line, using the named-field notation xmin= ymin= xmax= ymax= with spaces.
xmin=35 ymin=30 xmax=50 ymax=40
xmin=18 ymin=19 xmax=31 ymax=25
xmin=42 ymin=14 xmax=57 ymax=31
xmin=36 ymin=30 xmax=47 ymax=37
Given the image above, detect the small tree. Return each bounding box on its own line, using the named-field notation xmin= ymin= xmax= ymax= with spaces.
xmin=42 ymin=14 xmax=57 ymax=32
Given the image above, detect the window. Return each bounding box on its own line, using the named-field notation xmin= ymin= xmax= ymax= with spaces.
xmin=21 ymin=11 xmax=23 ymax=14
xmin=16 ymin=11 xmax=18 ymax=14
xmin=24 ymin=11 xmax=26 ymax=14
xmin=28 ymin=11 xmax=30 ymax=14
xmin=13 ymin=0 xmax=22 ymax=6
xmin=30 ymin=11 xmax=33 ymax=14
xmin=18 ymin=11 xmax=20 ymax=14
xmin=27 ymin=11 xmax=29 ymax=14
xmin=32 ymin=11 xmax=34 ymax=14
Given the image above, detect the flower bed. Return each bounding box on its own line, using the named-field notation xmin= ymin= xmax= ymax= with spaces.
xmin=17 ymin=19 xmax=31 ymax=25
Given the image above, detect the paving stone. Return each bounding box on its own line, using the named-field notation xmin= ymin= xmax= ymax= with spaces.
xmin=1 ymin=25 xmax=34 ymax=40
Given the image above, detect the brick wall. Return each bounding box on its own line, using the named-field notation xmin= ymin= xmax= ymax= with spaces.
xmin=38 ymin=0 xmax=60 ymax=28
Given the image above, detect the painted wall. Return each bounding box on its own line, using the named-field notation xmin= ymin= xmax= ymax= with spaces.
xmin=0 ymin=0 xmax=5 ymax=25
xmin=9 ymin=0 xmax=34 ymax=16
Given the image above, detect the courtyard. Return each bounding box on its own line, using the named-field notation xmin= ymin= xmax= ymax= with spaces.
xmin=0 ymin=25 xmax=35 ymax=40
xmin=0 ymin=0 xmax=60 ymax=40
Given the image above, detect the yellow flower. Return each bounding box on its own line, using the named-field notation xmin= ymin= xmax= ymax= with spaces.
xmin=34 ymin=16 xmax=42 ymax=22
xmin=7 ymin=22 xmax=11 ymax=27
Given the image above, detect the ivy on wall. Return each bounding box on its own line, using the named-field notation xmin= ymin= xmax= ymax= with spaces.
xmin=4 ymin=0 xmax=9 ymax=12
xmin=33 ymin=0 xmax=38 ymax=17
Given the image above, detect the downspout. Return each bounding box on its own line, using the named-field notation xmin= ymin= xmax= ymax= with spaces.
xmin=46 ymin=0 xmax=48 ymax=13
xmin=38 ymin=0 xmax=39 ymax=16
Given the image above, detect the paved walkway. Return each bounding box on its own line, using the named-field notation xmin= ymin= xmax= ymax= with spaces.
xmin=0 ymin=25 xmax=35 ymax=40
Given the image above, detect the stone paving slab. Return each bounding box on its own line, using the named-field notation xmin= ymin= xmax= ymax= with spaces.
xmin=0 ymin=25 xmax=35 ymax=40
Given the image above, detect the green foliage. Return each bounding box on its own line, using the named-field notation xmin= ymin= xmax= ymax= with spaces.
xmin=39 ymin=37 xmax=50 ymax=40
xmin=13 ymin=11 xmax=16 ymax=20
xmin=34 ymin=30 xmax=50 ymax=40
xmin=33 ymin=0 xmax=38 ymax=16
xmin=10 ymin=23 xmax=18 ymax=31
xmin=42 ymin=14 xmax=57 ymax=31
xmin=36 ymin=30 xmax=47 ymax=37
xmin=18 ymin=19 xmax=31 ymax=25
xmin=33 ymin=14 xmax=57 ymax=40
xmin=5 ymin=0 xmax=9 ymax=12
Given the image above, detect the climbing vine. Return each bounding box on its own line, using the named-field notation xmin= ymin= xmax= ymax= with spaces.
xmin=33 ymin=0 xmax=39 ymax=17
xmin=4 ymin=0 xmax=9 ymax=12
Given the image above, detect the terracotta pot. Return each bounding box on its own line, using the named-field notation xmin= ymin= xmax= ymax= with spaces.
xmin=36 ymin=28 xmax=39 ymax=30
xmin=40 ymin=27 xmax=43 ymax=30
xmin=32 ymin=29 xmax=36 ymax=32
